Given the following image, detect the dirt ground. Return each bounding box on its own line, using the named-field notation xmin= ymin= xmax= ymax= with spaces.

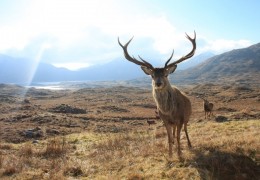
xmin=0 ymin=83 xmax=259 ymax=144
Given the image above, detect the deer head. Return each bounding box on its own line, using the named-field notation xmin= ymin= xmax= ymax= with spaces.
xmin=118 ymin=32 xmax=196 ymax=89
xmin=202 ymin=98 xmax=209 ymax=105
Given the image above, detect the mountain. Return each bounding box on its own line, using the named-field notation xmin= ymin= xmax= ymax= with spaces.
xmin=0 ymin=54 xmax=148 ymax=83
xmin=75 ymin=58 xmax=146 ymax=81
xmin=0 ymin=42 xmax=259 ymax=85
xmin=0 ymin=54 xmax=74 ymax=83
xmin=0 ymin=51 xmax=212 ymax=83
xmin=177 ymin=52 xmax=215 ymax=70
xmin=76 ymin=51 xmax=214 ymax=80
xmin=170 ymin=43 xmax=260 ymax=84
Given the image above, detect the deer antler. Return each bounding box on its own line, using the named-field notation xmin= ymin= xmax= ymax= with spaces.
xmin=165 ymin=31 xmax=196 ymax=68
xmin=118 ymin=37 xmax=154 ymax=69
xmin=164 ymin=50 xmax=174 ymax=68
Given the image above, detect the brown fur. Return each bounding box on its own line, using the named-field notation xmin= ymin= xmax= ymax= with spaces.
xmin=152 ymin=78 xmax=192 ymax=157
xmin=203 ymin=99 xmax=214 ymax=119
xmin=118 ymin=32 xmax=196 ymax=157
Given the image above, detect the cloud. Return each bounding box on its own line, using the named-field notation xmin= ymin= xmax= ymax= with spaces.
xmin=0 ymin=0 xmax=254 ymax=70
xmin=198 ymin=37 xmax=252 ymax=54
xmin=52 ymin=62 xmax=91 ymax=71
xmin=0 ymin=1 xmax=183 ymax=63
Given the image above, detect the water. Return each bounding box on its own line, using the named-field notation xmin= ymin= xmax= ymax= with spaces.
xmin=23 ymin=80 xmax=137 ymax=90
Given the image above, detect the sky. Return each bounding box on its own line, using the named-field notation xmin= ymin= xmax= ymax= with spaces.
xmin=0 ymin=0 xmax=259 ymax=70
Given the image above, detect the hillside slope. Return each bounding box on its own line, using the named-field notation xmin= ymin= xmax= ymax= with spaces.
xmin=171 ymin=43 xmax=260 ymax=85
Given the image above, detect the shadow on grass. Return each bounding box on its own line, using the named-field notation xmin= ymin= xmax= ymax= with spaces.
xmin=190 ymin=147 xmax=260 ymax=180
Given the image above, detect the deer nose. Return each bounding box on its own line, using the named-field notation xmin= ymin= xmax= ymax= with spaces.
xmin=156 ymin=82 xmax=162 ymax=87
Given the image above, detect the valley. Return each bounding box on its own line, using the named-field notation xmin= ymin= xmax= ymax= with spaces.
xmin=0 ymin=83 xmax=259 ymax=179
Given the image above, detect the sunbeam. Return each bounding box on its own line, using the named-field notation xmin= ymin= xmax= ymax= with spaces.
xmin=19 ymin=42 xmax=52 ymax=102
xmin=27 ymin=42 xmax=52 ymax=85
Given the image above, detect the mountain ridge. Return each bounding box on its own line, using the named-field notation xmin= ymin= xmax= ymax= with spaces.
xmin=170 ymin=42 xmax=260 ymax=85
xmin=0 ymin=52 xmax=212 ymax=83
xmin=0 ymin=42 xmax=259 ymax=85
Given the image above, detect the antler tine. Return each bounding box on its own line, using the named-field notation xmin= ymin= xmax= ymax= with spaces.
xmin=164 ymin=49 xmax=174 ymax=68
xmin=166 ymin=31 xmax=196 ymax=68
xmin=118 ymin=37 xmax=154 ymax=69
xmin=138 ymin=55 xmax=154 ymax=69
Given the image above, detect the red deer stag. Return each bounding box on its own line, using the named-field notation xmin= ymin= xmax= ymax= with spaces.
xmin=118 ymin=32 xmax=196 ymax=157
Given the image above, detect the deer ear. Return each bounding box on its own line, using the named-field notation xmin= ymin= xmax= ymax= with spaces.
xmin=165 ymin=65 xmax=177 ymax=75
xmin=141 ymin=66 xmax=153 ymax=75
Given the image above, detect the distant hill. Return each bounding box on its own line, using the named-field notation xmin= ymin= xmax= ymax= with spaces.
xmin=177 ymin=52 xmax=214 ymax=70
xmin=171 ymin=42 xmax=260 ymax=85
xmin=0 ymin=51 xmax=212 ymax=83
xmin=0 ymin=54 xmax=74 ymax=83
xmin=75 ymin=58 xmax=146 ymax=81
xmin=1 ymin=41 xmax=259 ymax=85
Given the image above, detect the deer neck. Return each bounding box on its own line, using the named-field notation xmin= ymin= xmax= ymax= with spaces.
xmin=152 ymin=82 xmax=175 ymax=115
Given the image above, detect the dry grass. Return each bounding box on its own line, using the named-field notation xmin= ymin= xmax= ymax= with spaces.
xmin=0 ymin=143 xmax=13 ymax=150
xmin=19 ymin=143 xmax=33 ymax=156
xmin=81 ymin=120 xmax=259 ymax=179
xmin=63 ymin=166 xmax=84 ymax=177
xmin=0 ymin=137 xmax=73 ymax=179
xmin=1 ymin=155 xmax=22 ymax=176
xmin=0 ymin=119 xmax=259 ymax=179
xmin=0 ymin=153 xmax=2 ymax=169
xmin=40 ymin=137 xmax=68 ymax=158
xmin=188 ymin=120 xmax=260 ymax=180
xmin=0 ymin=84 xmax=259 ymax=179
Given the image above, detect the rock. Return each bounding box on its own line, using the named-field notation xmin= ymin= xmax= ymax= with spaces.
xmin=215 ymin=116 xmax=228 ymax=122
xmin=147 ymin=120 xmax=156 ymax=126
xmin=46 ymin=129 xmax=60 ymax=135
xmin=23 ymin=99 xmax=30 ymax=104
xmin=49 ymin=104 xmax=87 ymax=114
xmin=22 ymin=127 xmax=44 ymax=138
xmin=217 ymin=107 xmax=236 ymax=112
xmin=99 ymin=105 xmax=129 ymax=113
xmin=32 ymin=140 xmax=39 ymax=144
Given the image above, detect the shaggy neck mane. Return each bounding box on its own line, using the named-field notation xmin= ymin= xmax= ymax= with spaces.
xmin=153 ymin=83 xmax=175 ymax=115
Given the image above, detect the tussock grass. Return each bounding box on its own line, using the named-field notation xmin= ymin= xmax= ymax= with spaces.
xmin=63 ymin=166 xmax=84 ymax=177
xmin=1 ymin=155 xmax=22 ymax=176
xmin=0 ymin=136 xmax=72 ymax=179
xmin=40 ymin=137 xmax=68 ymax=158
xmin=0 ymin=120 xmax=259 ymax=179
xmin=0 ymin=143 xmax=13 ymax=150
xmin=2 ymin=165 xmax=17 ymax=176
xmin=19 ymin=143 xmax=33 ymax=156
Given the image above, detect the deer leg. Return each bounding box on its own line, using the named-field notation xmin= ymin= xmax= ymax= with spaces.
xmin=165 ymin=124 xmax=173 ymax=157
xmin=184 ymin=123 xmax=192 ymax=148
xmin=172 ymin=124 xmax=176 ymax=144
xmin=176 ymin=123 xmax=183 ymax=156
xmin=205 ymin=111 xmax=207 ymax=119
